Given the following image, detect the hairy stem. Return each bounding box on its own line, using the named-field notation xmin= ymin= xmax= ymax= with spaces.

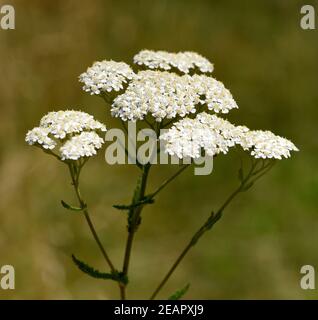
xmin=150 ymin=159 xmax=275 ymax=299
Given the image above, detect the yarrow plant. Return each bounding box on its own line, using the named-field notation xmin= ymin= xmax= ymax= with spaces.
xmin=25 ymin=49 xmax=298 ymax=300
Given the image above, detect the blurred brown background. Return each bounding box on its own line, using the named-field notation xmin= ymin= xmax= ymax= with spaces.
xmin=0 ymin=0 xmax=317 ymax=299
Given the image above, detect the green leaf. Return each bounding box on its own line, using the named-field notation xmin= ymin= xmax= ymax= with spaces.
xmin=61 ymin=200 xmax=86 ymax=212
xmin=71 ymin=255 xmax=128 ymax=285
xmin=112 ymin=204 xmax=131 ymax=210
xmin=113 ymin=197 xmax=155 ymax=210
xmin=168 ymin=284 xmax=190 ymax=300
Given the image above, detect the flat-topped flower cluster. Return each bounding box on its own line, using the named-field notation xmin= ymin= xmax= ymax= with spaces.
xmin=133 ymin=50 xmax=214 ymax=74
xmin=25 ymin=110 xmax=106 ymax=160
xmin=111 ymin=71 xmax=238 ymax=122
xmin=79 ymin=49 xmax=298 ymax=160
xmin=160 ymin=112 xmax=297 ymax=160
xmin=79 ymin=60 xmax=135 ymax=95
xmin=26 ymin=49 xmax=298 ymax=162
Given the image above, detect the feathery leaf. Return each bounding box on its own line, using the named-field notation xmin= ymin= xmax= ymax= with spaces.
xmin=72 ymin=255 xmax=128 ymax=284
xmin=168 ymin=284 xmax=190 ymax=300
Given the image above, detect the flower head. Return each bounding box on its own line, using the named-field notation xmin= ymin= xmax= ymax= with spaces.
xmin=191 ymin=75 xmax=238 ymax=114
xmin=40 ymin=110 xmax=106 ymax=139
xmin=160 ymin=112 xmax=298 ymax=160
xmin=111 ymin=71 xmax=237 ymax=122
xmin=79 ymin=60 xmax=135 ymax=95
xmin=134 ymin=50 xmax=214 ymax=74
xmin=160 ymin=112 xmax=248 ymax=159
xmin=25 ymin=127 xmax=57 ymax=150
xmin=60 ymin=131 xmax=104 ymax=160
xmin=25 ymin=110 xmax=106 ymax=161
xmin=239 ymin=130 xmax=299 ymax=159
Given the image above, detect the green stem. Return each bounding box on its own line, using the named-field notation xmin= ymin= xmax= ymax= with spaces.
xmin=120 ymin=162 xmax=191 ymax=299
xmin=67 ymin=164 xmax=123 ymax=297
xmin=121 ymin=164 xmax=151 ymax=299
xmin=144 ymin=118 xmax=155 ymax=131
xmin=148 ymin=164 xmax=190 ymax=199
xmin=150 ymin=159 xmax=274 ymax=299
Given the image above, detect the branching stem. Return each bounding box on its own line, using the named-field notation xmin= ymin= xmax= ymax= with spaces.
xmin=67 ymin=163 xmax=123 ymax=297
xmin=150 ymin=159 xmax=275 ymax=299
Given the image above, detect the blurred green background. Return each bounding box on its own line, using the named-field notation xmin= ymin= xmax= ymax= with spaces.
xmin=0 ymin=0 xmax=317 ymax=299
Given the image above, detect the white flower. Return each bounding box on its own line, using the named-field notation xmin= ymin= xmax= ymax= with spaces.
xmin=191 ymin=75 xmax=238 ymax=114
xmin=40 ymin=110 xmax=106 ymax=139
xmin=160 ymin=112 xmax=248 ymax=159
xmin=25 ymin=110 xmax=107 ymax=161
xmin=60 ymin=131 xmax=104 ymax=160
xmin=134 ymin=50 xmax=214 ymax=74
xmin=239 ymin=130 xmax=299 ymax=159
xmin=111 ymin=71 xmax=237 ymax=122
xmin=79 ymin=60 xmax=135 ymax=95
xmin=25 ymin=127 xmax=56 ymax=150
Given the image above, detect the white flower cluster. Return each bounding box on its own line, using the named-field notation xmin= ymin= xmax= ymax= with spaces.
xmin=25 ymin=110 xmax=106 ymax=160
xmin=77 ymin=50 xmax=298 ymax=161
xmin=111 ymin=71 xmax=237 ymax=122
xmin=239 ymin=130 xmax=299 ymax=159
xmin=160 ymin=112 xmax=298 ymax=160
xmin=40 ymin=110 xmax=106 ymax=139
xmin=160 ymin=112 xmax=248 ymax=159
xmin=60 ymin=131 xmax=104 ymax=160
xmin=134 ymin=50 xmax=214 ymax=74
xmin=25 ymin=127 xmax=57 ymax=150
xmin=191 ymin=75 xmax=238 ymax=114
xmin=79 ymin=60 xmax=135 ymax=95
